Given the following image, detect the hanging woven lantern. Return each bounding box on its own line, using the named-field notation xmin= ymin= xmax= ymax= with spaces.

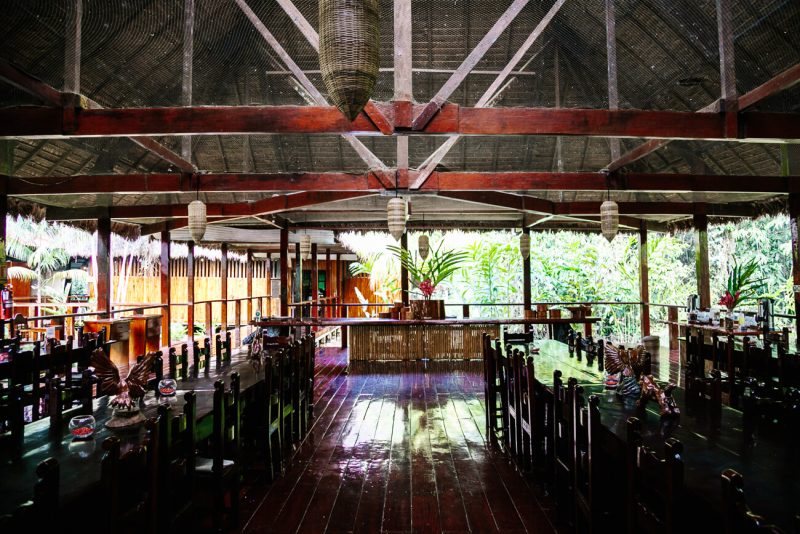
xmin=600 ymin=200 xmax=619 ymax=242
xmin=418 ymin=234 xmax=430 ymax=260
xmin=188 ymin=200 xmax=206 ymax=242
xmin=319 ymin=0 xmax=380 ymax=120
xmin=300 ymin=234 xmax=312 ymax=260
xmin=519 ymin=232 xmax=530 ymax=259
xmin=387 ymin=197 xmax=407 ymax=241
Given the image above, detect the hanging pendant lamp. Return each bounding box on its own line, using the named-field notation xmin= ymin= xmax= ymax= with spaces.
xmin=600 ymin=189 xmax=619 ymax=242
xmin=519 ymin=232 xmax=530 ymax=259
xmin=387 ymin=197 xmax=407 ymax=241
xmin=418 ymin=234 xmax=430 ymax=260
xmin=188 ymin=182 xmax=206 ymax=244
xmin=300 ymin=234 xmax=312 ymax=260
xmin=319 ymin=0 xmax=380 ymax=120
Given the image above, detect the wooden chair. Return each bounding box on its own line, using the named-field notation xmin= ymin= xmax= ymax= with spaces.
xmin=0 ymin=457 xmax=59 ymax=530
xmin=503 ymin=344 xmax=521 ymax=462
xmin=156 ymin=402 xmax=193 ymax=530
xmin=553 ymin=372 xmax=578 ymax=528
xmin=627 ymin=417 xmax=683 ymax=534
xmin=513 ymin=348 xmax=534 ymax=474
xmin=482 ymin=333 xmax=505 ymax=448
xmin=193 ymin=374 xmax=242 ymax=532
xmin=100 ymin=417 xmax=160 ymax=534
xmin=721 ymin=469 xmax=786 ymax=534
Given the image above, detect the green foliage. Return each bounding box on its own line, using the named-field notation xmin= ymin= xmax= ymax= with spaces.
xmin=387 ymin=242 xmax=469 ymax=295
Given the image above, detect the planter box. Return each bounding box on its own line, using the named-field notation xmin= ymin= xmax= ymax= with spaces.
xmin=410 ymin=299 xmax=445 ymax=320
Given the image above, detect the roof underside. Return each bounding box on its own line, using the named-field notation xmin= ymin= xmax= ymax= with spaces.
xmin=2 ymin=0 xmax=799 ymax=237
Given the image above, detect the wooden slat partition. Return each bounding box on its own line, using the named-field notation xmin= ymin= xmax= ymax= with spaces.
xmin=349 ymin=323 xmax=500 ymax=361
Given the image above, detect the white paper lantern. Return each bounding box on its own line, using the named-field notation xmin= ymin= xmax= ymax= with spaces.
xmin=600 ymin=200 xmax=619 ymax=242
xmin=519 ymin=232 xmax=530 ymax=259
xmin=418 ymin=234 xmax=430 ymax=260
xmin=300 ymin=234 xmax=312 ymax=260
xmin=188 ymin=200 xmax=206 ymax=243
xmin=387 ymin=197 xmax=407 ymax=241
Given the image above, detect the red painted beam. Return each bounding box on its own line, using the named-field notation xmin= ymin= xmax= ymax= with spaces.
xmin=2 ymin=103 xmax=799 ymax=141
xmin=11 ymin=171 xmax=799 ymax=196
xmin=438 ymin=190 xmax=555 ymax=214
xmin=8 ymin=172 xmax=383 ymax=195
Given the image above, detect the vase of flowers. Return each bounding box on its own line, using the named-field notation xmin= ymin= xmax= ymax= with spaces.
xmin=388 ymin=241 xmax=468 ymax=320
xmin=718 ymin=259 xmax=763 ymax=329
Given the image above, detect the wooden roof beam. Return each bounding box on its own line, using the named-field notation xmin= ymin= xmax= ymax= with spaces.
xmin=0 ymin=58 xmax=194 ymax=173
xmin=4 ymin=104 xmax=799 ymax=141
xmin=9 ymin=171 xmax=800 ymax=195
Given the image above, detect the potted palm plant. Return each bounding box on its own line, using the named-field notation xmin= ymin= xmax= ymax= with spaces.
xmin=718 ymin=259 xmax=764 ymax=329
xmin=388 ymin=242 xmax=468 ymax=319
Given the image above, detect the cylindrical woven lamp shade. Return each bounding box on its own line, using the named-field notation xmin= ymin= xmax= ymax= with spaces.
xmin=188 ymin=200 xmax=206 ymax=243
xmin=319 ymin=0 xmax=380 ymax=120
xmin=519 ymin=232 xmax=530 ymax=259
xmin=387 ymin=197 xmax=407 ymax=241
xmin=418 ymin=234 xmax=430 ymax=260
xmin=300 ymin=234 xmax=312 ymax=260
xmin=600 ymin=200 xmax=619 ymax=242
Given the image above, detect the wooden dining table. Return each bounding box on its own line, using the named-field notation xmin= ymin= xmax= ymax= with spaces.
xmin=530 ymin=339 xmax=799 ymax=531
xmin=0 ymin=353 xmax=264 ymax=517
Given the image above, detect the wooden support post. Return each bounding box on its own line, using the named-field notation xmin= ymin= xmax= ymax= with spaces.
xmin=187 ymin=240 xmax=195 ymax=344
xmin=694 ymin=212 xmax=711 ymax=309
xmin=668 ymin=306 xmax=679 ymax=351
xmin=246 ymin=248 xmax=253 ymax=327
xmin=639 ymin=220 xmax=650 ymax=337
xmin=181 ymin=0 xmax=194 ymax=160
xmin=64 ymin=0 xmax=82 ymax=95
xmin=234 ymin=299 xmax=241 ymax=347
xmin=522 ymin=227 xmax=532 ymax=331
xmin=266 ymin=253 xmax=272 ymax=315
xmin=341 ymin=304 xmax=348 ymax=349
xmin=280 ymin=226 xmax=289 ymax=316
xmin=204 ymin=301 xmax=212 ymax=340
xmin=401 ymin=232 xmax=409 ymax=306
xmin=220 ymin=242 xmax=228 ymax=336
xmin=96 ymin=214 xmax=111 ymax=316
xmin=786 ymin=148 xmax=800 ymax=348
xmin=462 ymin=304 xmax=470 ymax=318
xmin=605 ymin=0 xmax=621 ymax=161
xmin=325 ymin=248 xmax=331 ymax=318
xmin=295 ymin=242 xmax=302 ymax=318
xmin=160 ymin=231 xmax=171 ymax=348
xmin=311 ymin=243 xmax=318 ymax=319
xmin=0 ymin=168 xmax=6 ymax=338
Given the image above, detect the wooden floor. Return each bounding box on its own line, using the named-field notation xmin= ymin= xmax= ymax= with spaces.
xmin=241 ymin=347 xmax=556 ymax=534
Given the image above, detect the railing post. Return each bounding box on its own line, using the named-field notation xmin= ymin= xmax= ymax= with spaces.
xmin=204 ymin=301 xmax=212 ymax=340
xmin=160 ymin=231 xmax=171 ymax=349
xmin=234 ymin=299 xmax=242 ymax=347
xmin=639 ymin=220 xmax=651 ymax=338
xmin=280 ymin=225 xmax=289 ymax=316
xmin=462 ymin=304 xmax=470 ymax=318
xmin=341 ymin=306 xmax=348 ymax=349
xmin=668 ymin=305 xmax=679 ymax=351
xmin=584 ymin=305 xmax=592 ymax=338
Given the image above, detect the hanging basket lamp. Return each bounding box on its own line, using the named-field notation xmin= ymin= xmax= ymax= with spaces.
xmin=387 ymin=197 xmax=407 ymax=241
xmin=418 ymin=234 xmax=430 ymax=260
xmin=600 ymin=199 xmax=619 ymax=242
xmin=300 ymin=234 xmax=312 ymax=260
xmin=519 ymin=232 xmax=530 ymax=259
xmin=188 ymin=199 xmax=206 ymax=243
xmin=319 ymin=0 xmax=380 ymax=121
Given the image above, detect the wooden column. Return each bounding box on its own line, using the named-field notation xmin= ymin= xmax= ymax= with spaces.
xmin=337 ymin=255 xmax=344 ymax=318
xmin=295 ymin=242 xmax=302 ymax=318
xmin=639 ymin=221 xmax=651 ymax=337
xmin=160 ymin=231 xmax=171 ymax=348
xmin=786 ymin=148 xmax=800 ymax=348
xmin=96 ymin=214 xmax=111 ymax=316
xmin=220 ymin=242 xmax=228 ymax=334
xmin=522 ymin=227 xmax=531 ymax=331
xmin=186 ymin=240 xmax=195 ymax=343
xmin=694 ymin=212 xmax=711 ymax=309
xmin=246 ymin=248 xmax=253 ymax=324
xmin=325 ymin=248 xmax=331 ymax=318
xmin=400 ymin=232 xmax=409 ymax=306
xmin=280 ymin=226 xmax=289 ymax=316
xmin=311 ymin=243 xmax=318 ymax=318
xmin=265 ymin=253 xmax=272 ymax=316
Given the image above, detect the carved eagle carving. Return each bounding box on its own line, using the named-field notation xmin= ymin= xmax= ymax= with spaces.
xmin=90 ymin=348 xmax=155 ymax=409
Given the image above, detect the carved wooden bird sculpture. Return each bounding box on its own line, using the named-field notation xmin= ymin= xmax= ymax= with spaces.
xmin=90 ymin=348 xmax=155 ymax=409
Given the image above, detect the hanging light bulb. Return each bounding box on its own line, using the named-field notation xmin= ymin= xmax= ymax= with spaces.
xmin=600 ymin=188 xmax=619 ymax=242
xmin=387 ymin=197 xmax=407 ymax=241
xmin=519 ymin=231 xmax=530 ymax=259
xmin=188 ymin=199 xmax=206 ymax=243
xmin=300 ymin=234 xmax=312 ymax=260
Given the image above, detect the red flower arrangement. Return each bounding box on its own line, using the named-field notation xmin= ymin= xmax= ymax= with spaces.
xmin=418 ymin=278 xmax=435 ymax=299
xmin=718 ymin=290 xmax=740 ymax=310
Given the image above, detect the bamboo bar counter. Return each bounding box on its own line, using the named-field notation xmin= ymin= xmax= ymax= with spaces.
xmin=252 ymin=317 xmax=600 ymax=361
